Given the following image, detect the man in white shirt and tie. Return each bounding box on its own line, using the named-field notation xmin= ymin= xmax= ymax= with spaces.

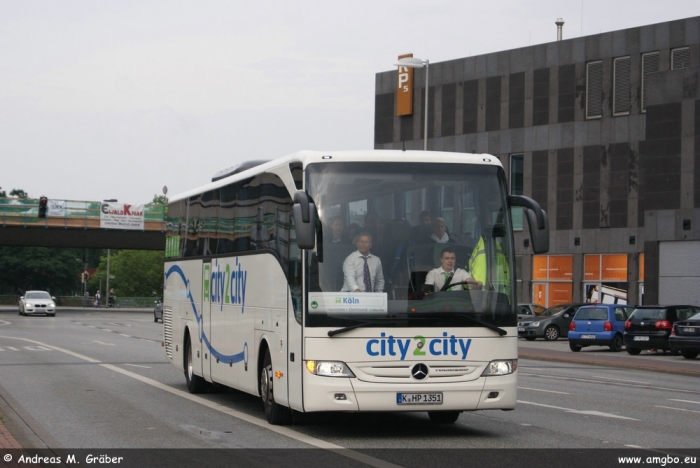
xmin=341 ymin=232 xmax=385 ymax=292
xmin=425 ymin=247 xmax=482 ymax=293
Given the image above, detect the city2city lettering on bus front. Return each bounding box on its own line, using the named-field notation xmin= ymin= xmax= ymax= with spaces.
xmin=396 ymin=53 xmax=413 ymax=116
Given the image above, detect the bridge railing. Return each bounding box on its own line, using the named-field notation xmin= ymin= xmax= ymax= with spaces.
xmin=0 ymin=197 xmax=166 ymax=229
xmin=0 ymin=295 xmax=160 ymax=308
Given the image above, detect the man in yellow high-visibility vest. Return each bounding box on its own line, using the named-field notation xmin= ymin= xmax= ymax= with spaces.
xmin=469 ymin=236 xmax=510 ymax=295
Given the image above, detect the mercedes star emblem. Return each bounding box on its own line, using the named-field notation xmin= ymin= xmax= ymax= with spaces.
xmin=411 ymin=363 xmax=428 ymax=380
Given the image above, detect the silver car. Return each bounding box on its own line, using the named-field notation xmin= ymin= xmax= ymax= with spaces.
xmin=518 ymin=303 xmax=587 ymax=341
xmin=154 ymin=299 xmax=163 ymax=323
xmin=19 ymin=291 xmax=56 ymax=316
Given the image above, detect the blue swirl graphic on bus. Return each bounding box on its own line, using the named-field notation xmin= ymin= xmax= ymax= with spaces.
xmin=165 ymin=264 xmax=248 ymax=365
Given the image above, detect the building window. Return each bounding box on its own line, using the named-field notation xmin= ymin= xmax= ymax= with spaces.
xmin=532 ymin=255 xmax=573 ymax=307
xmin=641 ymin=52 xmax=659 ymax=113
xmin=586 ymin=61 xmax=603 ymax=119
xmin=584 ymin=254 xmax=629 ymax=305
xmin=510 ymin=154 xmax=523 ymax=231
xmin=613 ymin=56 xmax=631 ymax=116
xmin=671 ymin=47 xmax=690 ymax=70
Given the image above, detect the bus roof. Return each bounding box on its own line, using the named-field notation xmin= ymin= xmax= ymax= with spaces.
xmin=169 ymin=150 xmax=502 ymax=203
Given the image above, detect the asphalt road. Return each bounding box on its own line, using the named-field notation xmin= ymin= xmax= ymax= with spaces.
xmin=1 ymin=308 xmax=699 ymax=467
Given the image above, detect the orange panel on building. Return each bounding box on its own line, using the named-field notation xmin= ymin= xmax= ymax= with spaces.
xmin=548 ymin=255 xmax=573 ymax=280
xmin=532 ymin=256 xmax=548 ymax=280
xmin=548 ymin=283 xmax=573 ymax=305
xmin=601 ymin=254 xmax=628 ymax=281
xmin=584 ymin=255 xmax=601 ymax=281
xmin=639 ymin=253 xmax=645 ymax=281
xmin=533 ymin=284 xmax=547 ymax=306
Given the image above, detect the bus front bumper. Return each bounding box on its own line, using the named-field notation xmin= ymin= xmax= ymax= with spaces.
xmin=302 ymin=372 xmax=517 ymax=412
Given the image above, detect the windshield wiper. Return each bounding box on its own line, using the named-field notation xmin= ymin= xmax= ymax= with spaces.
xmin=328 ymin=318 xmax=427 ymax=337
xmin=408 ymin=312 xmax=508 ymax=336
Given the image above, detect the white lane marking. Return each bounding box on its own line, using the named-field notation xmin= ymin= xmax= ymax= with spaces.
xmin=655 ymin=405 xmax=700 ymax=414
xmin=668 ymin=399 xmax=700 ymax=405
xmin=0 ymin=336 xmax=400 ymax=468
xmin=124 ymin=364 xmax=151 ymax=369
xmin=0 ymin=319 xmax=11 ymax=325
xmin=102 ymin=329 xmax=112 ymax=332
xmin=591 ymin=375 xmax=649 ymax=384
xmin=119 ymin=334 xmax=131 ymax=338
xmin=520 ymin=372 xmax=700 ymax=395
xmin=517 ymin=400 xmax=639 ymax=420
xmin=24 ymin=346 xmax=50 ymax=351
xmin=6 ymin=347 xmax=20 ymax=351
xmin=518 ymin=387 xmax=570 ymax=395
xmin=625 ymin=445 xmax=645 ymax=448
xmin=87 ymin=326 xmax=96 ymax=328
xmin=92 ymin=341 xmax=115 ymax=346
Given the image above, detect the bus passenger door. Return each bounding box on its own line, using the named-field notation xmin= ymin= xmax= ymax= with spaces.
xmin=286 ymin=257 xmax=304 ymax=412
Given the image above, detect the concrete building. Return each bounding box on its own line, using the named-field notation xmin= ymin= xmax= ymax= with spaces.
xmin=374 ymin=16 xmax=700 ymax=307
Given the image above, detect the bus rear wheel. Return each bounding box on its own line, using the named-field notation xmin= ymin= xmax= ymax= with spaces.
xmin=428 ymin=411 xmax=460 ymax=424
xmin=184 ymin=336 xmax=207 ymax=394
xmin=260 ymin=349 xmax=292 ymax=425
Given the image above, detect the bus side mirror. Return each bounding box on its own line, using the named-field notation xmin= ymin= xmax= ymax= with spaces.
xmin=508 ymin=195 xmax=549 ymax=254
xmin=293 ymin=192 xmax=317 ymax=249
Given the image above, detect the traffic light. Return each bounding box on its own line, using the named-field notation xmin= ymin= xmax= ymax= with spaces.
xmin=38 ymin=196 xmax=48 ymax=218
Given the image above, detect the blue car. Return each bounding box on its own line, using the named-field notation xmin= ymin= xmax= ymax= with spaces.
xmin=568 ymin=304 xmax=635 ymax=352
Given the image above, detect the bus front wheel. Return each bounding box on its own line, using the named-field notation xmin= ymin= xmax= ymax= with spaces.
xmin=260 ymin=349 xmax=292 ymax=425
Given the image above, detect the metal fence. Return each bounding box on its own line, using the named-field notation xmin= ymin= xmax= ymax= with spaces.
xmin=0 ymin=197 xmax=166 ymax=228
xmin=0 ymin=295 xmax=159 ymax=308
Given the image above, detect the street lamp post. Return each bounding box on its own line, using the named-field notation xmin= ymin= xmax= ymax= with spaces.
xmin=395 ymin=56 xmax=430 ymax=150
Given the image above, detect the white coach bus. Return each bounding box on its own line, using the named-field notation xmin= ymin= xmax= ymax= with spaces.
xmin=163 ymin=150 xmax=549 ymax=425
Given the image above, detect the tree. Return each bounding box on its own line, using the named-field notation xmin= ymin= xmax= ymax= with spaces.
xmin=9 ymin=189 xmax=28 ymax=198
xmin=151 ymin=194 xmax=168 ymax=205
xmin=89 ymin=250 xmax=164 ymax=297
xmin=0 ymin=247 xmax=82 ymax=294
xmin=0 ymin=187 xmax=5 ymax=197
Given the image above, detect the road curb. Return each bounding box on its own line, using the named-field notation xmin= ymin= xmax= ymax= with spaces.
xmin=519 ymin=347 xmax=700 ymax=377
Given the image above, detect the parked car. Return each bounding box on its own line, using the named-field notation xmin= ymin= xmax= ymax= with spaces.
xmin=19 ymin=291 xmax=56 ymax=316
xmin=624 ymin=305 xmax=700 ymax=355
xmin=154 ymin=299 xmax=163 ymax=323
xmin=669 ymin=311 xmax=700 ymax=360
xmin=517 ymin=303 xmax=547 ymax=321
xmin=568 ymin=304 xmax=635 ymax=352
xmin=518 ymin=303 xmax=586 ymax=341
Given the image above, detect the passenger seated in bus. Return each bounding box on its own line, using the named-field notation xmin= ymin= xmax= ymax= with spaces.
xmin=411 ymin=210 xmax=433 ymax=243
xmin=324 ymin=216 xmax=345 ymax=244
xmin=430 ymin=217 xmax=452 ymax=244
xmin=424 ymin=247 xmax=482 ymax=294
xmin=340 ymin=232 xmax=385 ymax=293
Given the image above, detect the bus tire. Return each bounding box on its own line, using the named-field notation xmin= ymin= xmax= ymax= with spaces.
xmin=260 ymin=349 xmax=292 ymax=425
xmin=184 ymin=335 xmax=207 ymax=394
xmin=428 ymin=411 xmax=460 ymax=424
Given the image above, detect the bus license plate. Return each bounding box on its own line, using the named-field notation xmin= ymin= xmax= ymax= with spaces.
xmin=633 ymin=336 xmax=649 ymax=341
xmin=581 ymin=334 xmax=596 ymax=339
xmin=397 ymin=393 xmax=443 ymax=405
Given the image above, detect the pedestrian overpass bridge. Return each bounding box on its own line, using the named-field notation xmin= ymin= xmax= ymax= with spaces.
xmin=0 ymin=198 xmax=166 ymax=250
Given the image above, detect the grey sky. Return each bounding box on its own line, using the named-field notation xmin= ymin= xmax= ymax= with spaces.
xmin=1 ymin=1 xmax=698 ymax=204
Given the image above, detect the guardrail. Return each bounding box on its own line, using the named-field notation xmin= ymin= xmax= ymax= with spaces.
xmin=0 ymin=197 xmax=166 ymax=230
xmin=0 ymin=295 xmax=160 ymax=308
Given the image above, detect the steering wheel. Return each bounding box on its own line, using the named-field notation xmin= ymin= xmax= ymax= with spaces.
xmin=438 ymin=281 xmax=482 ymax=292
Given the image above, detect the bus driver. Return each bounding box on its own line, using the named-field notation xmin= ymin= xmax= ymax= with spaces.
xmin=341 ymin=232 xmax=385 ymax=293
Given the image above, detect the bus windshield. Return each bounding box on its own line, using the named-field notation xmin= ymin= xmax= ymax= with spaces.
xmin=305 ymin=161 xmax=515 ymax=329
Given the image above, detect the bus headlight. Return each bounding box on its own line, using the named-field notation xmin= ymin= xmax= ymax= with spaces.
xmin=305 ymin=360 xmax=355 ymax=378
xmin=481 ymin=359 xmax=517 ymax=376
